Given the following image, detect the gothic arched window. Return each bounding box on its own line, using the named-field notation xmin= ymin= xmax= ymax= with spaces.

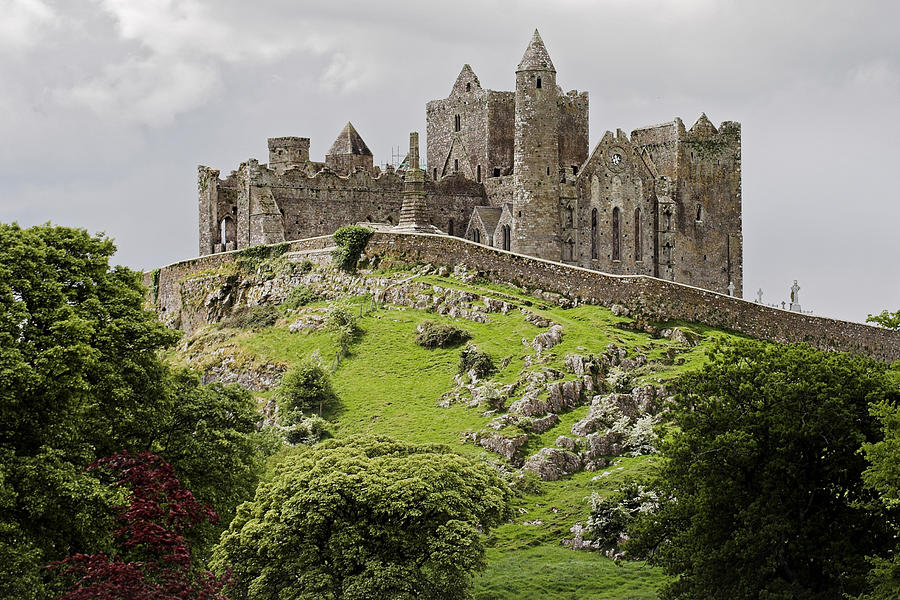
xmin=612 ymin=207 xmax=620 ymax=261
xmin=634 ymin=208 xmax=642 ymax=261
xmin=502 ymin=225 xmax=511 ymax=251
xmin=220 ymin=216 xmax=235 ymax=246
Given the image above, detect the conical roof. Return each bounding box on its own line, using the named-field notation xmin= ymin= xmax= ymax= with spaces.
xmin=328 ymin=122 xmax=372 ymax=156
xmin=517 ymin=29 xmax=555 ymax=72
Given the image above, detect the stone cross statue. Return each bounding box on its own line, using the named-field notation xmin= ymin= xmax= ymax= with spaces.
xmin=727 ymin=281 xmax=735 ymax=296
xmin=756 ymin=288 xmax=764 ymax=303
xmin=789 ymin=280 xmax=802 ymax=312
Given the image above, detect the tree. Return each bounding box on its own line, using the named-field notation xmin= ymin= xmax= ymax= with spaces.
xmin=860 ymin=381 xmax=900 ymax=600
xmin=867 ymin=309 xmax=900 ymax=332
xmin=52 ymin=452 xmax=228 ymax=599
xmin=276 ymin=361 xmax=339 ymax=418
xmin=628 ymin=341 xmax=899 ymax=600
xmin=151 ymin=368 xmax=280 ymax=554
xmin=0 ymin=224 xmax=275 ymax=597
xmin=212 ymin=436 xmax=513 ymax=600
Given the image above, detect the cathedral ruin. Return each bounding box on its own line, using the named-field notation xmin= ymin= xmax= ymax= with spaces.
xmin=198 ymin=30 xmax=742 ymax=295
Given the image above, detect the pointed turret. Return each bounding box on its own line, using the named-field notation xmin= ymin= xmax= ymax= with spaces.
xmin=327 ymin=122 xmax=372 ymax=157
xmin=512 ymin=29 xmax=560 ymax=260
xmin=325 ymin=122 xmax=374 ymax=175
xmin=517 ymin=29 xmax=555 ymax=72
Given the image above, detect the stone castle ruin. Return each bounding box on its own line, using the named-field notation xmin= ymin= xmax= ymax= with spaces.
xmin=198 ymin=30 xmax=742 ymax=296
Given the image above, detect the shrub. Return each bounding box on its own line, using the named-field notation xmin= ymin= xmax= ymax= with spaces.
xmin=606 ymin=366 xmax=633 ymax=393
xmin=331 ymin=225 xmax=373 ymax=272
xmin=507 ymin=469 xmax=545 ymax=497
xmin=415 ymin=320 xmax=472 ymax=349
xmin=220 ymin=304 xmax=279 ymax=329
xmin=281 ymin=285 xmax=319 ymax=310
xmin=458 ymin=344 xmax=496 ymax=379
xmin=297 ymin=258 xmax=314 ymax=274
xmin=585 ymin=482 xmax=661 ymax=555
xmin=276 ymin=362 xmax=339 ymax=417
xmin=325 ymin=305 xmax=361 ymax=354
xmin=282 ymin=414 xmax=333 ymax=446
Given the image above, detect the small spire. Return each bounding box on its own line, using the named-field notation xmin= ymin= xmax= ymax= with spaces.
xmin=327 ymin=122 xmax=372 ymax=156
xmin=517 ymin=29 xmax=555 ymax=72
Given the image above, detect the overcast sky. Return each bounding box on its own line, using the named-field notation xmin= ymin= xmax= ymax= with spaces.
xmin=2 ymin=0 xmax=899 ymax=323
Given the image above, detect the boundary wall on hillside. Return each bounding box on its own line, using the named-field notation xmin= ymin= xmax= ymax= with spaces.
xmin=145 ymin=232 xmax=900 ymax=362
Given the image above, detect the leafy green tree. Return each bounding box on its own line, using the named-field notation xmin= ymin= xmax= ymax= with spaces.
xmin=628 ymin=341 xmax=899 ymax=600
xmin=276 ymin=361 xmax=339 ymax=418
xmin=151 ymin=368 xmax=280 ymax=553
xmin=867 ymin=309 xmax=900 ymax=332
xmin=860 ymin=386 xmax=900 ymax=600
xmin=0 ymin=224 xmax=275 ymax=597
xmin=213 ymin=436 xmax=513 ymax=600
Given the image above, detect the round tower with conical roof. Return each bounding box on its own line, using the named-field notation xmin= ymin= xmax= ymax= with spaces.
xmin=512 ymin=29 xmax=561 ymax=260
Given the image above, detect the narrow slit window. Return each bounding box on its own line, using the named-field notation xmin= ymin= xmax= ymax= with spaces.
xmin=454 ymin=115 xmax=461 ymax=132
xmin=536 ymin=76 xmax=542 ymax=88
xmin=634 ymin=208 xmax=642 ymax=261
xmin=454 ymin=159 xmax=459 ymax=172
xmin=612 ymin=207 xmax=620 ymax=261
xmin=476 ymin=165 xmax=481 ymax=182
xmin=591 ymin=208 xmax=598 ymax=259
xmin=493 ymin=167 xmax=501 ymax=177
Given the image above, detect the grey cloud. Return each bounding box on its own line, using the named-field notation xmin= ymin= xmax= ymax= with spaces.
xmin=1 ymin=0 xmax=898 ymax=321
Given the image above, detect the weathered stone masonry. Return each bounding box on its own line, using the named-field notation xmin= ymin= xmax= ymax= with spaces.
xmin=146 ymin=232 xmax=900 ymax=362
xmin=198 ymin=29 xmax=742 ymax=297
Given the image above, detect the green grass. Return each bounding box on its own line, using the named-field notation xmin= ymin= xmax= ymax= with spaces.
xmin=474 ymin=545 xmax=661 ymax=600
xmin=174 ymin=265 xmax=755 ymax=599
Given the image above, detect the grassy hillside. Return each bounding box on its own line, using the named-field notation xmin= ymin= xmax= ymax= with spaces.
xmin=170 ymin=258 xmax=748 ymax=599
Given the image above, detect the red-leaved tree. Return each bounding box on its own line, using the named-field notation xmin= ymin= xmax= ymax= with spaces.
xmin=51 ymin=451 xmax=229 ymax=599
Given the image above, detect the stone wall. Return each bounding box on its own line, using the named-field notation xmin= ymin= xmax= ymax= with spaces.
xmin=557 ymin=90 xmax=589 ymax=172
xmin=146 ymin=232 xmax=900 ymax=362
xmin=361 ymin=233 xmax=899 ymax=361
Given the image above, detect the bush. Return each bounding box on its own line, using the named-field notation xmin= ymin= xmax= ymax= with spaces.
xmin=415 ymin=320 xmax=472 ymax=349
xmin=283 ymin=414 xmax=333 ymax=446
xmin=277 ymin=362 xmax=339 ymax=417
xmin=586 ymin=482 xmax=661 ymax=555
xmin=281 ymin=285 xmax=319 ymax=310
xmin=325 ymin=305 xmax=361 ymax=354
xmin=297 ymin=258 xmax=314 ymax=274
xmin=458 ymin=344 xmax=496 ymax=379
xmin=605 ymin=366 xmax=633 ymax=393
xmin=220 ymin=304 xmax=279 ymax=329
xmin=331 ymin=225 xmax=373 ymax=272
